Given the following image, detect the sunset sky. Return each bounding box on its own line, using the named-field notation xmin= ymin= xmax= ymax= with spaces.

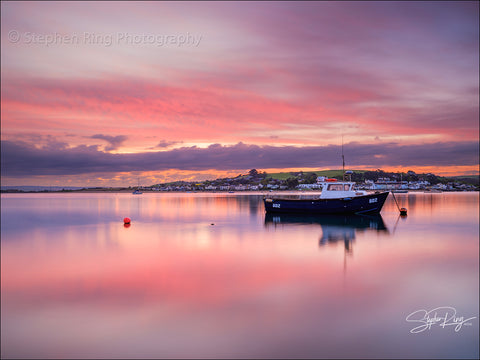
xmin=1 ymin=1 xmax=479 ymax=187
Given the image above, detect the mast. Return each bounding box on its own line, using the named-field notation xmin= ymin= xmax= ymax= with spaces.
xmin=342 ymin=135 xmax=345 ymax=181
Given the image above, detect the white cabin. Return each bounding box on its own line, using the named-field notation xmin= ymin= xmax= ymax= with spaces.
xmin=319 ymin=180 xmax=368 ymax=199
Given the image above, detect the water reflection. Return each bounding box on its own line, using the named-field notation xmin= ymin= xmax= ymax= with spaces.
xmin=265 ymin=213 xmax=389 ymax=252
xmin=1 ymin=193 xmax=478 ymax=359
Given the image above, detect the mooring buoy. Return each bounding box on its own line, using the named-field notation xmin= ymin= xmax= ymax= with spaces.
xmin=391 ymin=191 xmax=408 ymax=216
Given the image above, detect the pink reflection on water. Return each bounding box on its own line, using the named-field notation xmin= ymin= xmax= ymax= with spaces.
xmin=1 ymin=192 xmax=478 ymax=358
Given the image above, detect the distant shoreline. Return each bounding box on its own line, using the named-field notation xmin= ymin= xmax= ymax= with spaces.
xmin=1 ymin=189 xmax=478 ymax=194
xmin=2 ymin=169 xmax=478 ymax=193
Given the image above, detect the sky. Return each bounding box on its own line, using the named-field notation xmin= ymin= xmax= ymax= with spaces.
xmin=1 ymin=1 xmax=479 ymax=187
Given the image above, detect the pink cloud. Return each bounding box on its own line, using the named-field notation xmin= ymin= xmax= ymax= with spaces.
xmin=2 ymin=73 xmax=478 ymax=151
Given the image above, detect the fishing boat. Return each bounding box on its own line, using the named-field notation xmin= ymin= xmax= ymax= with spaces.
xmin=264 ymin=142 xmax=389 ymax=215
xmin=263 ymin=178 xmax=389 ymax=214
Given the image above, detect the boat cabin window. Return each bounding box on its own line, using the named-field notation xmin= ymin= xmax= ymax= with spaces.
xmin=327 ymin=184 xmax=351 ymax=191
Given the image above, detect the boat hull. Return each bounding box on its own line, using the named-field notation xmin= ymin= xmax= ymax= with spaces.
xmin=263 ymin=192 xmax=389 ymax=214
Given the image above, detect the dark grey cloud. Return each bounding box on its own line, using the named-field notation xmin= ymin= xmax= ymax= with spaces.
xmin=1 ymin=140 xmax=478 ymax=177
xmin=154 ymin=140 xmax=183 ymax=148
xmin=90 ymin=134 xmax=128 ymax=151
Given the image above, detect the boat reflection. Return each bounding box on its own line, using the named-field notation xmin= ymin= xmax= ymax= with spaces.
xmin=264 ymin=213 xmax=390 ymax=252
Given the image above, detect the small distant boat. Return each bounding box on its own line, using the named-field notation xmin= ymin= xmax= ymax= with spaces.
xmin=132 ymin=178 xmax=143 ymax=194
xmin=392 ymin=190 xmax=408 ymax=193
xmin=264 ymin=179 xmax=389 ymax=215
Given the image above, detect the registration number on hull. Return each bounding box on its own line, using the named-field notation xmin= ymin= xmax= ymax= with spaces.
xmin=369 ymin=198 xmax=378 ymax=204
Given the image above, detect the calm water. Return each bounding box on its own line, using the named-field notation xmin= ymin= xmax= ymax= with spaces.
xmin=1 ymin=192 xmax=478 ymax=359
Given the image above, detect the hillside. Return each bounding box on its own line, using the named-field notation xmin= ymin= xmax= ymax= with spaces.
xmin=447 ymin=175 xmax=479 ymax=186
xmin=267 ymin=169 xmax=366 ymax=180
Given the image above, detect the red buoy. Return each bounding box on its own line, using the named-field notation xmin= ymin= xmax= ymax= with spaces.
xmin=123 ymin=217 xmax=131 ymax=224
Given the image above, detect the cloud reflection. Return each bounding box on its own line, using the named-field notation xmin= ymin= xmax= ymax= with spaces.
xmin=1 ymin=193 xmax=478 ymax=358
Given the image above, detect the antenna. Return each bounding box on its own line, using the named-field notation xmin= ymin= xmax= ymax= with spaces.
xmin=342 ymin=135 xmax=345 ymax=181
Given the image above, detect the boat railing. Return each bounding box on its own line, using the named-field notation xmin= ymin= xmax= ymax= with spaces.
xmin=264 ymin=194 xmax=321 ymax=200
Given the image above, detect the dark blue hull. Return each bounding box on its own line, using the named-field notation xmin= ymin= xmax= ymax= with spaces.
xmin=263 ymin=192 xmax=389 ymax=214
